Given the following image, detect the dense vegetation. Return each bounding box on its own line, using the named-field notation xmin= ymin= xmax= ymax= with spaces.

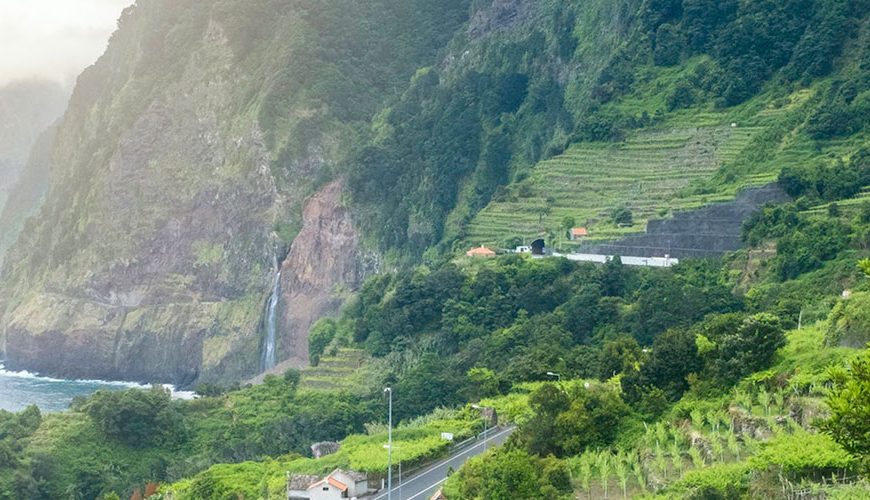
xmin=345 ymin=0 xmax=868 ymax=258
xmin=0 ymin=374 xmax=376 ymax=499
xmin=1 ymin=0 xmax=869 ymax=498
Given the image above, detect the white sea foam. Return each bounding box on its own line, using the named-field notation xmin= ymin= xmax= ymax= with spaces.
xmin=0 ymin=362 xmax=196 ymax=399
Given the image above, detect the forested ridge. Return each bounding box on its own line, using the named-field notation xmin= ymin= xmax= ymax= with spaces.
xmin=0 ymin=0 xmax=869 ymax=498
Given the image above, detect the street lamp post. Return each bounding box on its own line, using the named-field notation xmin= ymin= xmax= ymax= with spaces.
xmin=384 ymin=387 xmax=393 ymax=500
xmin=471 ymin=404 xmax=491 ymax=451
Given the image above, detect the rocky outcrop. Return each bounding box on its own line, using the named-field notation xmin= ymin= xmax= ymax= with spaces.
xmin=468 ymin=0 xmax=536 ymax=39
xmin=0 ymin=18 xmax=277 ymax=385
xmin=274 ymin=181 xmax=377 ymax=368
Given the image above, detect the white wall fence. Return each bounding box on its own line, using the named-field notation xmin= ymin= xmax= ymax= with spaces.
xmin=550 ymin=252 xmax=679 ymax=268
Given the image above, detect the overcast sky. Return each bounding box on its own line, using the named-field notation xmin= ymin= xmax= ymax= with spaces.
xmin=0 ymin=0 xmax=134 ymax=88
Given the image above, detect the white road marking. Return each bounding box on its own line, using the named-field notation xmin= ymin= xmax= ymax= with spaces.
xmin=371 ymin=426 xmax=515 ymax=500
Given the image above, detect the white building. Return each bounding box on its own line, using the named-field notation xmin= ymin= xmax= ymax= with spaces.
xmin=288 ymin=469 xmax=370 ymax=500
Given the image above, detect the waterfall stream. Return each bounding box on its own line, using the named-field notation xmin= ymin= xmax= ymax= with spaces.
xmin=261 ymin=269 xmax=281 ymax=372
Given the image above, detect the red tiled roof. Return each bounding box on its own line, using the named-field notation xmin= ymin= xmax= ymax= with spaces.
xmin=466 ymin=246 xmax=496 ymax=257
xmin=328 ymin=477 xmax=348 ymax=491
xmin=308 ymin=476 xmax=348 ymax=492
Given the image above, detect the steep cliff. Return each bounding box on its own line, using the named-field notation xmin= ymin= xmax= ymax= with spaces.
xmin=0 ymin=0 xmax=471 ymax=385
xmin=0 ymin=80 xmax=66 ymax=198
xmin=0 ymin=80 xmax=67 ymax=258
xmin=274 ymin=180 xmax=377 ymax=369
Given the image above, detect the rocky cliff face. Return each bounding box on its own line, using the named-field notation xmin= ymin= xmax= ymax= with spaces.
xmin=274 ymin=180 xmax=377 ymax=368
xmin=0 ymin=79 xmax=67 ymax=246
xmin=0 ymin=0 xmax=470 ymax=385
xmin=1 ymin=17 xmax=279 ymax=385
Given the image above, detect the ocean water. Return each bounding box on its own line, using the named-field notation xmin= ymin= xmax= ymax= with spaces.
xmin=0 ymin=363 xmax=195 ymax=413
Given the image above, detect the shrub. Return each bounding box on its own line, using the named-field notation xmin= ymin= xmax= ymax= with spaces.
xmin=309 ymin=318 xmax=337 ymax=366
xmin=611 ymin=207 xmax=633 ymax=226
xmin=826 ymin=292 xmax=870 ymax=347
xmin=749 ymin=430 xmax=855 ymax=477
xmin=671 ymin=462 xmax=751 ymax=498
xmin=82 ymin=386 xmax=186 ymax=447
xmin=819 ymin=347 xmax=870 ymax=461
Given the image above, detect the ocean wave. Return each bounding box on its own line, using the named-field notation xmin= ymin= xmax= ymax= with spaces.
xmin=0 ymin=363 xmax=194 ymax=399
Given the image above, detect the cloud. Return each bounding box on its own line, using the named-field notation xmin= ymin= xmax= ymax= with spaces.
xmin=0 ymin=0 xmax=133 ymax=88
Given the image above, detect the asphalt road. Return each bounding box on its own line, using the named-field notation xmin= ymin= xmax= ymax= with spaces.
xmin=369 ymin=426 xmax=516 ymax=500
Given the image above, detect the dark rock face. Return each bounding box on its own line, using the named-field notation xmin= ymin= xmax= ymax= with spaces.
xmin=275 ymin=181 xmax=377 ymax=368
xmin=468 ymin=0 xmax=536 ymax=39
xmin=576 ymin=184 xmax=790 ymax=258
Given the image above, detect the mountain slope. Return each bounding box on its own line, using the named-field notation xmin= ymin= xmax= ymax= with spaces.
xmin=0 ymin=0 xmax=472 ymax=385
xmin=0 ymin=79 xmax=66 ymax=241
xmin=0 ymin=79 xmax=66 ymax=193
xmin=1 ymin=0 xmax=867 ymax=387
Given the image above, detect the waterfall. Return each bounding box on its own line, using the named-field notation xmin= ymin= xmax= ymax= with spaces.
xmin=261 ymin=269 xmax=281 ymax=372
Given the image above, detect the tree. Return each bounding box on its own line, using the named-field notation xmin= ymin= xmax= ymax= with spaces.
xmin=466 ymin=367 xmax=500 ymax=401
xmin=712 ymin=313 xmax=785 ymax=384
xmin=611 ymin=207 xmax=633 ymax=226
xmin=443 ymin=449 xmax=572 ymax=500
xmin=859 ymin=259 xmax=870 ymax=277
xmin=667 ymin=81 xmax=695 ymax=110
xmin=599 ymin=257 xmax=626 ymax=297
xmin=654 ymin=23 xmax=683 ymax=66
xmin=523 ymin=384 xmax=571 ymax=456
xmin=624 ymin=328 xmax=702 ymax=402
xmin=598 ymin=337 xmax=641 ymax=380
xmin=82 ymin=386 xmax=186 ymax=447
xmin=826 ymin=292 xmax=870 ymax=347
xmin=819 ymin=348 xmax=870 ymax=461
xmin=554 ymin=386 xmax=631 ymax=455
xmin=309 ymin=318 xmax=337 ymax=366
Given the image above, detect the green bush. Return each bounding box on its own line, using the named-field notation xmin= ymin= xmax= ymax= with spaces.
xmin=81 ymin=386 xmax=186 ymax=447
xmin=749 ymin=430 xmax=855 ymax=477
xmin=443 ymin=449 xmax=572 ymax=500
xmin=826 ymin=292 xmax=870 ymax=347
xmin=820 ymin=347 xmax=870 ymax=461
xmin=671 ymin=462 xmax=751 ymax=498
xmin=309 ymin=318 xmax=337 ymax=366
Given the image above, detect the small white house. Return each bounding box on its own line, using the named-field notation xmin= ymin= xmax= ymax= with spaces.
xmin=290 ymin=469 xmax=370 ymax=500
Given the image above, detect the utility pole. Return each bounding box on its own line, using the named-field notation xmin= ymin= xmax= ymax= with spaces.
xmin=384 ymin=387 xmax=393 ymax=500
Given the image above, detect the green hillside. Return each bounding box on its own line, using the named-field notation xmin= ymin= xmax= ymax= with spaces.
xmin=462 ymin=122 xmax=763 ymax=246
xmin=462 ymin=60 xmax=869 ymax=249
xmin=0 ymin=0 xmax=868 ymax=499
xmin=298 ymin=348 xmax=369 ymax=393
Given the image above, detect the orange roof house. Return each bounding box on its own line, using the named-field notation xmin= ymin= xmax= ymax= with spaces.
xmin=466 ymin=245 xmax=496 ymax=257
xmin=569 ymin=227 xmax=588 ymax=240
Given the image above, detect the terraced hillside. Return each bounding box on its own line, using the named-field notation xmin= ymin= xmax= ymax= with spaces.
xmin=804 ymin=186 xmax=870 ymax=215
xmin=462 ymin=123 xmax=767 ymax=248
xmin=298 ymin=348 xmax=370 ymax=394
xmin=461 ymin=77 xmax=867 ymax=254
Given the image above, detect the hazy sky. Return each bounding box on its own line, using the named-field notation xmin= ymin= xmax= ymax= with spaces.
xmin=0 ymin=0 xmax=134 ymax=88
